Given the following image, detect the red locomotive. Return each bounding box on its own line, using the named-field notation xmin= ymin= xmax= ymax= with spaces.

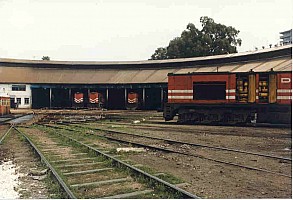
xmin=73 ymin=92 xmax=84 ymax=108
xmin=126 ymin=92 xmax=140 ymax=110
xmin=0 ymin=95 xmax=10 ymax=116
xmin=88 ymin=92 xmax=104 ymax=108
xmin=73 ymin=92 xmax=105 ymax=108
xmin=164 ymin=70 xmax=292 ymax=124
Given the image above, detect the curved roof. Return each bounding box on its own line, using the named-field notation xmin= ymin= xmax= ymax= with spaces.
xmin=0 ymin=45 xmax=291 ymax=84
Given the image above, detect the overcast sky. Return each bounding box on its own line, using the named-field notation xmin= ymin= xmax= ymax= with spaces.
xmin=0 ymin=0 xmax=292 ymax=61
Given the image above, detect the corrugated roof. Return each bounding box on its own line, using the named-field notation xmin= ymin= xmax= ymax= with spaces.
xmin=0 ymin=46 xmax=291 ymax=84
xmin=0 ymin=45 xmax=291 ymax=68
xmin=0 ymin=56 xmax=291 ymax=84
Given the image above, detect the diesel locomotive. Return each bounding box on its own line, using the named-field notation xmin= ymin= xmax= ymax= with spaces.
xmin=164 ymin=70 xmax=292 ymax=124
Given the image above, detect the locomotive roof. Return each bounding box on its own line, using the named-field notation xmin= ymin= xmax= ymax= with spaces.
xmin=0 ymin=45 xmax=291 ymax=84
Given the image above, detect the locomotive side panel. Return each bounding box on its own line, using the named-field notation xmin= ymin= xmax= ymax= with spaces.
xmin=168 ymin=75 xmax=193 ymax=103
xmin=191 ymin=74 xmax=236 ymax=104
xmin=277 ymin=73 xmax=292 ymax=104
xmin=168 ymin=74 xmax=237 ymax=104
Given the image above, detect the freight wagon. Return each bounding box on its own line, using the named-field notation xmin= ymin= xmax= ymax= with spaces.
xmin=164 ymin=70 xmax=292 ymax=124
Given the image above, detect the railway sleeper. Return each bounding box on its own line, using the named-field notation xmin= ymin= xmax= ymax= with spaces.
xmin=103 ymin=189 xmax=154 ymax=199
xmin=51 ymin=157 xmax=96 ymax=163
xmin=57 ymin=161 xmax=105 ymax=168
xmin=63 ymin=167 xmax=113 ymax=175
xmin=70 ymin=177 xmax=132 ymax=188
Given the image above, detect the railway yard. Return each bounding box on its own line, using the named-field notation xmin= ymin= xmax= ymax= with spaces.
xmin=0 ymin=109 xmax=291 ymax=199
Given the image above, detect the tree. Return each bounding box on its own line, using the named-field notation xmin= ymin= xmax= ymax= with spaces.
xmin=150 ymin=47 xmax=168 ymax=60
xmin=150 ymin=16 xmax=242 ymax=60
xmin=42 ymin=56 xmax=50 ymax=61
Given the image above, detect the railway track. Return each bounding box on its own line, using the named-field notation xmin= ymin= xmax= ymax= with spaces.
xmin=56 ymin=122 xmax=292 ymax=162
xmin=0 ymin=113 xmax=34 ymax=125
xmin=39 ymin=113 xmax=291 ymax=139
xmin=91 ymin=121 xmax=291 ymax=139
xmin=44 ymin=122 xmax=292 ymax=179
xmin=3 ymin=125 xmax=199 ymax=199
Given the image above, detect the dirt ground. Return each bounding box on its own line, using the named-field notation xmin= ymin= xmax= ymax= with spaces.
xmin=85 ymin=114 xmax=292 ymax=198
xmin=2 ymin=110 xmax=292 ymax=198
xmin=0 ymin=127 xmax=53 ymax=198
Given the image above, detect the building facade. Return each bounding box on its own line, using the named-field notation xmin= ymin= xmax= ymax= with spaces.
xmin=0 ymin=84 xmax=32 ymax=109
xmin=280 ymin=29 xmax=292 ymax=45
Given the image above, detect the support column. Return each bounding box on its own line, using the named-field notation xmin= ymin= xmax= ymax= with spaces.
xmin=160 ymin=87 xmax=164 ymax=109
xmin=124 ymin=88 xmax=127 ymax=108
xmin=142 ymin=88 xmax=145 ymax=109
xmin=49 ymin=88 xmax=52 ymax=108
xmin=88 ymin=88 xmax=90 ymax=106
xmin=160 ymin=88 xmax=164 ymax=102
xmin=68 ymin=88 xmax=71 ymax=107
xmin=106 ymin=88 xmax=109 ymax=108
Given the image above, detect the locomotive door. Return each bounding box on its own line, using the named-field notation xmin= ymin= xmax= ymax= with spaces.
xmin=236 ymin=73 xmax=256 ymax=103
xmin=269 ymin=73 xmax=277 ymax=103
xmin=248 ymin=74 xmax=256 ymax=103
xmin=258 ymin=74 xmax=269 ymax=103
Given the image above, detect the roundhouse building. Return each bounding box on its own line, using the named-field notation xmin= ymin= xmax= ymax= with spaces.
xmin=0 ymin=45 xmax=291 ymax=110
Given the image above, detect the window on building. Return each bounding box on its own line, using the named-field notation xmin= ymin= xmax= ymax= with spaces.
xmin=24 ymin=98 xmax=30 ymax=105
xmin=16 ymin=98 xmax=21 ymax=105
xmin=12 ymin=85 xmax=26 ymax=91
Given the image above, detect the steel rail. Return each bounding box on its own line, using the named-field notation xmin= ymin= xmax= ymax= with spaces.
xmin=46 ymin=123 xmax=292 ymax=178
xmin=37 ymin=124 xmax=200 ymax=199
xmin=12 ymin=126 xmax=77 ymax=199
xmin=0 ymin=113 xmax=34 ymax=125
xmin=0 ymin=126 xmax=13 ymax=144
xmin=59 ymin=122 xmax=292 ymax=162
xmin=103 ymin=135 xmax=292 ymax=178
xmin=99 ymin=121 xmax=291 ymax=138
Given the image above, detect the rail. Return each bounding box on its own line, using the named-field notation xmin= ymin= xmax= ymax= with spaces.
xmin=45 ymin=123 xmax=291 ymax=178
xmin=59 ymin=122 xmax=292 ymax=162
xmin=12 ymin=126 xmax=77 ymax=199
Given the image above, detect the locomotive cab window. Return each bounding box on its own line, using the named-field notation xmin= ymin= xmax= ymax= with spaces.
xmin=193 ymin=82 xmax=226 ymax=100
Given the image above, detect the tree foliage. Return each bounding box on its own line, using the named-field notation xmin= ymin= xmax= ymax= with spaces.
xmin=42 ymin=56 xmax=50 ymax=61
xmin=150 ymin=16 xmax=242 ymax=60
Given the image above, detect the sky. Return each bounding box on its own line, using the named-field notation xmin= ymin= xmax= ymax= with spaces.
xmin=0 ymin=0 xmax=292 ymax=61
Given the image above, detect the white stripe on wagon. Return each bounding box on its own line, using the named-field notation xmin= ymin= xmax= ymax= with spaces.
xmin=277 ymin=89 xmax=292 ymax=93
xmin=168 ymin=96 xmax=193 ymax=99
xmin=168 ymin=90 xmax=193 ymax=93
xmin=225 ymin=89 xmax=236 ymax=93
xmin=277 ymin=96 xmax=292 ymax=100
xmin=226 ymin=96 xmax=236 ymax=100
